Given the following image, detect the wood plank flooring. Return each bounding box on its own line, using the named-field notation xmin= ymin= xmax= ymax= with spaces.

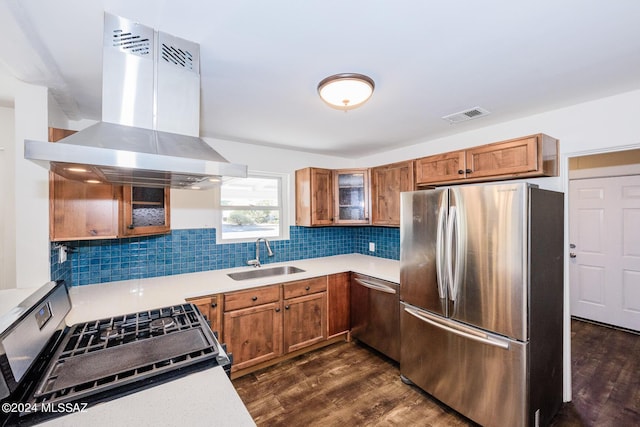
xmin=233 ymin=319 xmax=640 ymax=426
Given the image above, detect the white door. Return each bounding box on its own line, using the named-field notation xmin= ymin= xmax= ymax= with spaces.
xmin=569 ymin=175 xmax=640 ymax=331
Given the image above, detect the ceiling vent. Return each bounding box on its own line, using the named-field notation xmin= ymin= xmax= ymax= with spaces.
xmin=441 ymin=106 xmax=491 ymax=124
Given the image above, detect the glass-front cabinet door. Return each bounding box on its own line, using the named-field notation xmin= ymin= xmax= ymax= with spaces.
xmin=333 ymin=169 xmax=370 ymax=224
xmin=121 ymin=186 xmax=171 ymax=236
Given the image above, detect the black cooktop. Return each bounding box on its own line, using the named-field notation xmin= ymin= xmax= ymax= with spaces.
xmin=2 ymin=297 xmax=231 ymax=427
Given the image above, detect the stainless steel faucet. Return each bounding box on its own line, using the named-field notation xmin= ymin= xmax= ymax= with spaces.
xmin=247 ymin=238 xmax=274 ymax=267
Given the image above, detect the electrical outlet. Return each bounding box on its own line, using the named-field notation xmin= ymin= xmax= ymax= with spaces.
xmin=369 ymin=242 xmax=375 ymax=252
xmin=58 ymin=246 xmax=67 ymax=263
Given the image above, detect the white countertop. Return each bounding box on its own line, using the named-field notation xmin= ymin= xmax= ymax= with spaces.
xmin=43 ymin=254 xmax=398 ymax=427
xmin=66 ymin=254 xmax=399 ymax=324
xmin=40 ymin=366 xmax=255 ymax=427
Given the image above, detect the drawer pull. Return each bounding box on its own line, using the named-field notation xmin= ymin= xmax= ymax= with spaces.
xmin=285 ymin=305 xmax=290 ymax=310
xmin=251 ymin=296 xmax=258 ymax=301
xmin=305 ymin=286 xmax=310 ymax=291
xmin=211 ymin=303 xmax=217 ymax=308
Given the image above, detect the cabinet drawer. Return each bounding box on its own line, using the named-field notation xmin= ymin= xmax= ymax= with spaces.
xmin=224 ymin=285 xmax=281 ymax=311
xmin=283 ymin=277 xmax=327 ymax=299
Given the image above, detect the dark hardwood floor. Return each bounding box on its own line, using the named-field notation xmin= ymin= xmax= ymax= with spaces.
xmin=233 ymin=320 xmax=640 ymax=426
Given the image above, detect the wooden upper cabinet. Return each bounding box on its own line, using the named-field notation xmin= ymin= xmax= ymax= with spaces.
xmin=415 ymin=134 xmax=558 ymax=186
xmin=465 ymin=134 xmax=554 ymax=179
xmin=49 ymin=128 xmax=120 ymax=241
xmin=370 ymin=160 xmax=415 ymax=226
xmin=49 ymin=127 xmax=171 ymax=240
xmin=295 ymin=167 xmax=333 ymax=226
xmin=49 ymin=128 xmax=77 ymax=142
xmin=415 ymin=150 xmax=466 ymax=185
xmin=333 ymin=169 xmax=370 ymax=225
xmin=50 ymin=173 xmax=120 ymax=241
xmin=121 ymin=186 xmax=170 ymax=236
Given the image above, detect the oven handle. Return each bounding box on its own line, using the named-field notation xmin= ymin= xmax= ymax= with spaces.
xmin=354 ymin=278 xmax=397 ymax=294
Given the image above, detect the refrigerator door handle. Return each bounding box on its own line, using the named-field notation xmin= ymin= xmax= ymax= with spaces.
xmin=435 ymin=204 xmax=448 ymax=299
xmin=354 ymin=278 xmax=397 ymax=294
xmin=445 ymin=206 xmax=458 ymax=301
xmin=403 ymin=305 xmax=510 ymax=350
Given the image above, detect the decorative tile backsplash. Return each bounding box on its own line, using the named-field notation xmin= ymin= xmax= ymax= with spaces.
xmin=51 ymin=226 xmax=400 ymax=287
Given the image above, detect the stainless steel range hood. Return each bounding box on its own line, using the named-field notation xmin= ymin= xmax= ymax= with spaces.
xmin=24 ymin=13 xmax=247 ymax=189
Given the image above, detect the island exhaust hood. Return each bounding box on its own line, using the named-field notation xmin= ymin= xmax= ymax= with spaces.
xmin=24 ymin=13 xmax=247 ymax=189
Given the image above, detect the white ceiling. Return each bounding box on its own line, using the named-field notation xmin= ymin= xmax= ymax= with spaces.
xmin=1 ymin=0 xmax=639 ymax=158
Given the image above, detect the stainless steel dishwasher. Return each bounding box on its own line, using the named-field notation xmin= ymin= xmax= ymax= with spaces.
xmin=350 ymin=273 xmax=400 ymax=362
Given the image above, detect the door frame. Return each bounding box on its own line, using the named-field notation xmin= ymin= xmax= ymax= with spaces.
xmin=562 ymin=142 xmax=640 ymax=402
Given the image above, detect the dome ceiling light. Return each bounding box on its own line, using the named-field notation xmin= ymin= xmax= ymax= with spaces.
xmin=317 ymin=73 xmax=375 ymax=111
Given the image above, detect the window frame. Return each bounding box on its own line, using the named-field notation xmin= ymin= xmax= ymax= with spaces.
xmin=214 ymin=171 xmax=289 ymax=244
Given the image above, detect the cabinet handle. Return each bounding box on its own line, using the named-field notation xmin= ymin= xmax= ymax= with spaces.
xmin=211 ymin=303 xmax=217 ymax=308
xmin=457 ymin=170 xmax=464 ymax=175
xmin=285 ymin=305 xmax=290 ymax=310
xmin=305 ymin=286 xmax=310 ymax=291
xmin=465 ymin=169 xmax=472 ymax=174
xmin=251 ymin=296 xmax=258 ymax=301
xmin=275 ymin=307 xmax=281 ymax=312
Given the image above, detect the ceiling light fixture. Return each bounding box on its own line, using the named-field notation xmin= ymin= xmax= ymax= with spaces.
xmin=317 ymin=73 xmax=375 ymax=111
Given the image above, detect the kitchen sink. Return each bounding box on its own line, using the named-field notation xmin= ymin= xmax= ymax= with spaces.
xmin=227 ymin=265 xmax=306 ymax=281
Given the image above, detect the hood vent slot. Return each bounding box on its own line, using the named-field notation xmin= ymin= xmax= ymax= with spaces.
xmin=442 ymin=106 xmax=491 ymax=124
xmin=111 ymin=24 xmax=152 ymax=57
xmin=161 ymin=43 xmax=194 ymax=69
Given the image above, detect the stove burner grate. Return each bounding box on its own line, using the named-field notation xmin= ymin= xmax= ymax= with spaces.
xmin=27 ymin=303 xmax=224 ymax=408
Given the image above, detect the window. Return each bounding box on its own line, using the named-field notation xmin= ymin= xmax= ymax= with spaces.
xmin=217 ymin=173 xmax=287 ymax=242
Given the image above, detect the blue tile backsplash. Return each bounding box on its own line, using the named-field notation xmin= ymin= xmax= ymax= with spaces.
xmin=50 ymin=226 xmax=400 ymax=287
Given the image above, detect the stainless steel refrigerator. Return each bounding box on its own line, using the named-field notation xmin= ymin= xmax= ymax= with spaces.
xmin=400 ymin=182 xmax=563 ymax=427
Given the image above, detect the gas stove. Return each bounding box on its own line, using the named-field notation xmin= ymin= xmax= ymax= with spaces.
xmin=0 ymin=281 xmax=231 ymax=426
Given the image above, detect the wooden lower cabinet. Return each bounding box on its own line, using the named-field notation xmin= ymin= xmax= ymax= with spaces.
xmin=222 ymin=277 xmax=336 ymax=374
xmin=327 ymin=272 xmax=350 ymax=337
xmin=187 ymin=295 xmax=221 ymax=337
xmin=223 ymin=299 xmax=283 ymax=372
xmin=223 ymin=285 xmax=283 ymax=372
xmin=283 ymin=292 xmax=326 ymax=353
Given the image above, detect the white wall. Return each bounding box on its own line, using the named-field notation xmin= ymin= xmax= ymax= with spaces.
xmin=358 ymin=89 xmax=640 ymax=189
xmin=13 ymin=81 xmax=50 ymax=289
xmin=170 ymin=138 xmax=355 ymax=230
xmin=0 ymin=106 xmax=15 ymax=290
